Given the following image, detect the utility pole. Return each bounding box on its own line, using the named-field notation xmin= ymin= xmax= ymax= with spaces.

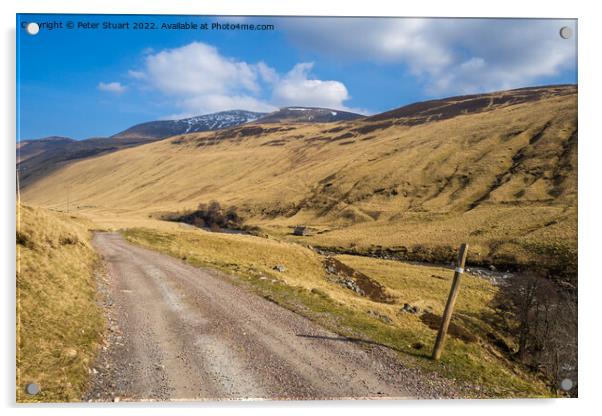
xmin=432 ymin=243 xmax=468 ymax=360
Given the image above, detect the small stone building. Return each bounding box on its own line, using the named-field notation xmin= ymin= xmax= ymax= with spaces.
xmin=293 ymin=225 xmax=309 ymax=236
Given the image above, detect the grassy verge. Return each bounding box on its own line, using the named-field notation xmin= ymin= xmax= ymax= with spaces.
xmin=123 ymin=226 xmax=552 ymax=398
xmin=16 ymin=205 xmax=104 ymax=402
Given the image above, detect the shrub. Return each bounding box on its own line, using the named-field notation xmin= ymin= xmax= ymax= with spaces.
xmin=492 ymin=272 xmax=577 ymax=396
xmin=170 ymin=201 xmax=245 ymax=231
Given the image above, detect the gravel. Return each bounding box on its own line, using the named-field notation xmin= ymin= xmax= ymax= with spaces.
xmin=84 ymin=232 xmax=478 ymax=402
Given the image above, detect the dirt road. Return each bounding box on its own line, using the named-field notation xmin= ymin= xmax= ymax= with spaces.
xmin=86 ymin=232 xmax=465 ymax=401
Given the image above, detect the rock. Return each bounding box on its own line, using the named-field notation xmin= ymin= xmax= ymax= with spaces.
xmin=338 ymin=278 xmax=365 ymax=296
xmin=489 ymin=265 xmax=497 ymax=271
xmin=113 ymin=396 xmax=120 ymax=403
xmin=368 ymin=310 xmax=392 ymax=324
xmin=273 ymin=264 xmax=286 ymax=272
xmin=402 ymin=303 xmax=420 ymax=314
xmin=259 ymin=276 xmax=268 ymax=280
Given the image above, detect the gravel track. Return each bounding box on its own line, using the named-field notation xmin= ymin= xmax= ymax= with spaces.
xmin=85 ymin=232 xmax=472 ymax=401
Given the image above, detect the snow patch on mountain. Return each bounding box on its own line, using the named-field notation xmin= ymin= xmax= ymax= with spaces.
xmin=112 ymin=110 xmax=267 ymax=140
xmin=174 ymin=110 xmax=264 ymax=134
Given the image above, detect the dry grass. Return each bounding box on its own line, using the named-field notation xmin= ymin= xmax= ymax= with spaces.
xmin=21 ymin=89 xmax=577 ymax=276
xmin=16 ymin=205 xmax=103 ymax=402
xmin=124 ymin=226 xmax=552 ymax=397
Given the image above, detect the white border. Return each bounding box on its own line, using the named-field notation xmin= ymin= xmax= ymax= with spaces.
xmin=2 ymin=1 xmax=600 ymax=415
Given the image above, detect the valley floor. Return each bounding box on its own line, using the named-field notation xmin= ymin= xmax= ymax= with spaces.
xmin=17 ymin=207 xmax=556 ymax=400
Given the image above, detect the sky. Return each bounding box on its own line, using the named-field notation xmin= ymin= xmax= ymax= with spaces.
xmin=17 ymin=15 xmax=577 ymax=140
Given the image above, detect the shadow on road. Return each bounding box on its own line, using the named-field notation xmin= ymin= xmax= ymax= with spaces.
xmin=296 ymin=334 xmax=396 ymax=352
xmin=295 ymin=333 xmax=432 ymax=359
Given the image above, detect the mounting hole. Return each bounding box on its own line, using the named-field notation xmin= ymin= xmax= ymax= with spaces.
xmin=560 ymin=378 xmax=573 ymax=391
xmin=25 ymin=383 xmax=40 ymax=395
xmin=26 ymin=22 xmax=40 ymax=36
xmin=559 ymin=26 xmax=573 ymax=40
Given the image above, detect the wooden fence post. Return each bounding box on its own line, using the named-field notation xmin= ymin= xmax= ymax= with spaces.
xmin=432 ymin=243 xmax=469 ymax=360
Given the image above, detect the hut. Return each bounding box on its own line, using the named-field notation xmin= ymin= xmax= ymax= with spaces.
xmin=293 ymin=225 xmax=309 ymax=236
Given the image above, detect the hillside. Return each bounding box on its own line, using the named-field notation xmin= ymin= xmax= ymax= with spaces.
xmin=16 ymin=205 xmax=103 ymax=402
xmin=17 ymin=136 xmax=75 ymax=163
xmin=17 ymin=136 xmax=158 ymax=188
xmin=368 ymin=84 xmax=575 ymax=124
xmin=21 ymin=85 xmax=577 ymax=277
xmin=19 ymin=106 xmax=356 ymax=186
xmin=18 ymin=110 xmax=267 ymax=187
xmin=112 ymin=110 xmax=266 ymax=140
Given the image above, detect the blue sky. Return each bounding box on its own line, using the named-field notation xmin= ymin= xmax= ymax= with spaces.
xmin=17 ymin=15 xmax=577 ymax=140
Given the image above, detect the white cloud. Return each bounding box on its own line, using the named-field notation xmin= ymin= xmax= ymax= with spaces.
xmin=284 ymin=18 xmax=577 ymax=96
xmin=127 ymin=70 xmax=146 ymax=80
xmin=271 ymin=63 xmax=350 ymax=109
xmin=257 ymin=61 xmax=278 ymax=84
xmin=284 ymin=18 xmax=453 ymax=75
xmin=144 ymin=42 xmax=260 ymax=97
xmin=132 ymin=41 xmax=356 ymax=117
xmin=98 ymin=81 xmax=126 ymax=93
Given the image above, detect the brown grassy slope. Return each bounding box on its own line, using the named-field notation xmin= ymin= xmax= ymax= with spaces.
xmin=22 ymin=86 xmax=577 ymax=275
xmin=16 ymin=205 xmax=103 ymax=402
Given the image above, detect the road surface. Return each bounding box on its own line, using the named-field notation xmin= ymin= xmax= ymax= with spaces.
xmin=86 ymin=232 xmax=464 ymax=401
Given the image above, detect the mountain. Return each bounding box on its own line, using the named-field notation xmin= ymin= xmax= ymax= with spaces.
xmin=16 ymin=106 xmax=362 ymax=187
xmin=112 ymin=107 xmax=363 ymax=140
xmin=112 ymin=110 xmax=266 ymax=140
xmin=255 ymin=107 xmax=363 ymax=123
xmin=21 ymin=85 xmax=577 ymax=277
xmin=17 ymin=110 xmax=267 ymax=186
xmin=17 ymin=136 xmax=75 ymax=163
